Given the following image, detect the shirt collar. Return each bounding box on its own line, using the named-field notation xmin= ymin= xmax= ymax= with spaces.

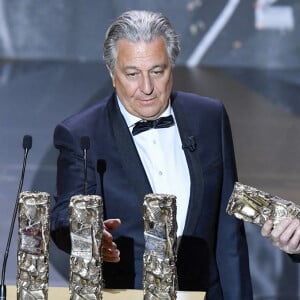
xmin=117 ymin=95 xmax=173 ymax=129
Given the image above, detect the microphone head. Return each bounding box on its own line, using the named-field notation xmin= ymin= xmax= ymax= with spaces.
xmin=23 ymin=135 xmax=32 ymax=150
xmin=97 ymin=159 xmax=107 ymax=174
xmin=80 ymin=136 xmax=90 ymax=150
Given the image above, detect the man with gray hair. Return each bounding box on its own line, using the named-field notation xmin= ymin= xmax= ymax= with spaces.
xmin=50 ymin=10 xmax=253 ymax=300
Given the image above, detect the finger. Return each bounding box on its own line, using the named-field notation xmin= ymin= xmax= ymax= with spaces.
xmin=102 ymin=246 xmax=119 ymax=254
xmin=102 ymin=238 xmax=120 ymax=261
xmin=261 ymin=220 xmax=273 ymax=237
xmin=270 ymin=218 xmax=293 ymax=240
xmin=278 ymin=219 xmax=300 ymax=245
xmin=284 ymin=220 xmax=300 ymax=253
xmin=103 ymin=249 xmax=120 ymax=263
xmin=102 ymin=228 xmax=113 ymax=242
xmin=104 ymin=219 xmax=121 ymax=232
xmin=102 ymin=240 xmax=118 ymax=251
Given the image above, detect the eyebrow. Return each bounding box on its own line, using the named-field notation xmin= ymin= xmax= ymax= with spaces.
xmin=123 ymin=64 xmax=168 ymax=71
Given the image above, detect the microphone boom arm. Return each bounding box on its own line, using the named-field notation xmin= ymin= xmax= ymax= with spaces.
xmin=0 ymin=135 xmax=32 ymax=300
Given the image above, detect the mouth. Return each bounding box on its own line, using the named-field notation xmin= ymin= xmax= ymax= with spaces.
xmin=140 ymin=97 xmax=157 ymax=103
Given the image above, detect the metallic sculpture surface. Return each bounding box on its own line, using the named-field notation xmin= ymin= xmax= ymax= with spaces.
xmin=143 ymin=193 xmax=178 ymax=300
xmin=69 ymin=195 xmax=103 ymax=300
xmin=17 ymin=191 xmax=50 ymax=300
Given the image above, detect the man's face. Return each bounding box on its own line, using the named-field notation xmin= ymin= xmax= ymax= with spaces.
xmin=109 ymin=36 xmax=173 ymax=120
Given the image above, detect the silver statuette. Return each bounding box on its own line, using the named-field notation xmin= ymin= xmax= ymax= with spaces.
xmin=227 ymin=182 xmax=300 ymax=226
xmin=69 ymin=194 xmax=103 ymax=300
xmin=143 ymin=193 xmax=178 ymax=300
xmin=17 ymin=191 xmax=51 ymax=300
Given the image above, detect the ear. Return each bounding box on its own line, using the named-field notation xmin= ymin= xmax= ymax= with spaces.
xmin=106 ymin=65 xmax=115 ymax=88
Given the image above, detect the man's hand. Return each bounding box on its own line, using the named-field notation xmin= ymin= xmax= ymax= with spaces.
xmin=261 ymin=218 xmax=300 ymax=254
xmin=102 ymin=219 xmax=121 ymax=262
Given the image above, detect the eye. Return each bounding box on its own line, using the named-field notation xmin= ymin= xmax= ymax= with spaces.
xmin=151 ymin=69 xmax=164 ymax=76
xmin=126 ymin=72 xmax=138 ymax=78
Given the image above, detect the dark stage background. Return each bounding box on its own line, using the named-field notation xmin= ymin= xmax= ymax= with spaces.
xmin=0 ymin=1 xmax=300 ymax=299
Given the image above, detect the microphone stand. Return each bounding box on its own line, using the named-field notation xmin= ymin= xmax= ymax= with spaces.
xmin=0 ymin=136 xmax=32 ymax=300
xmin=97 ymin=159 xmax=107 ymax=220
xmin=80 ymin=136 xmax=90 ymax=195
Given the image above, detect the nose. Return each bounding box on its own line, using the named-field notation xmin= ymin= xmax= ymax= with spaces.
xmin=140 ymin=74 xmax=154 ymax=95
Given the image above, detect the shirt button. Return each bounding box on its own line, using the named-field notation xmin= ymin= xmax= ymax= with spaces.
xmin=153 ymin=140 xmax=156 ymax=144
xmin=158 ymin=171 xmax=163 ymax=176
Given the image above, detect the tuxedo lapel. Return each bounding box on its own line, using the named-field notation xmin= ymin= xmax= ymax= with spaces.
xmin=171 ymin=92 xmax=204 ymax=235
xmin=107 ymin=94 xmax=152 ymax=203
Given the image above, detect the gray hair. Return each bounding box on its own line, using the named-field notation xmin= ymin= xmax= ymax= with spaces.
xmin=103 ymin=10 xmax=180 ymax=73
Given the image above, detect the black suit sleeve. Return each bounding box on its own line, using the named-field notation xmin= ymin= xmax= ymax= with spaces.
xmin=289 ymin=253 xmax=300 ymax=262
xmin=50 ymin=123 xmax=96 ymax=253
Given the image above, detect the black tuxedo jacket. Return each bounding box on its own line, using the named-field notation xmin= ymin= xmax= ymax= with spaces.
xmin=51 ymin=91 xmax=253 ymax=300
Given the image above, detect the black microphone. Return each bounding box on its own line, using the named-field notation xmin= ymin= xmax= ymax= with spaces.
xmin=0 ymin=135 xmax=32 ymax=300
xmin=97 ymin=159 xmax=107 ymax=220
xmin=80 ymin=136 xmax=90 ymax=195
xmin=182 ymin=136 xmax=196 ymax=152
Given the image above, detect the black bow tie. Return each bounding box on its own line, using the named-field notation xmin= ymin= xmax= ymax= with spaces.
xmin=132 ymin=115 xmax=174 ymax=136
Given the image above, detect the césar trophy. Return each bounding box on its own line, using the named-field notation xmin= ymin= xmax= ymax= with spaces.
xmin=69 ymin=194 xmax=103 ymax=300
xmin=143 ymin=193 xmax=178 ymax=300
xmin=226 ymin=182 xmax=300 ymax=226
xmin=17 ymin=191 xmax=51 ymax=300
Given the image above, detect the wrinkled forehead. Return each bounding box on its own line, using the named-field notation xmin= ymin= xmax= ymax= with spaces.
xmin=115 ymin=37 xmax=169 ymax=63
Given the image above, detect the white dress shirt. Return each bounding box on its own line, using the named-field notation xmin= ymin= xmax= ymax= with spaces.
xmin=118 ymin=98 xmax=190 ymax=237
